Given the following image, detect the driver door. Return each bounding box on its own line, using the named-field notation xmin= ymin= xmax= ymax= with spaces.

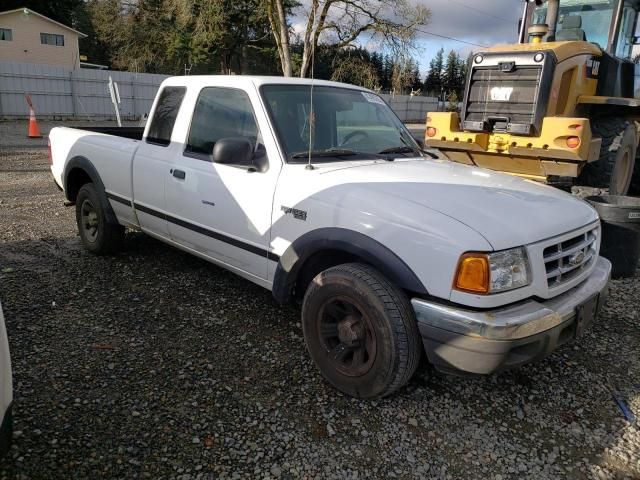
xmin=164 ymin=86 xmax=281 ymax=281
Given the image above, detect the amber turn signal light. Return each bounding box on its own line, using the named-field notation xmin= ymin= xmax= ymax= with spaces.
xmin=454 ymin=253 xmax=490 ymax=294
xmin=426 ymin=127 xmax=437 ymax=138
xmin=566 ymin=136 xmax=580 ymax=149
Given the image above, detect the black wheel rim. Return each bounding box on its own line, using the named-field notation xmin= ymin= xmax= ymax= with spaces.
xmin=317 ymin=296 xmax=376 ymax=377
xmin=80 ymin=199 xmax=99 ymax=242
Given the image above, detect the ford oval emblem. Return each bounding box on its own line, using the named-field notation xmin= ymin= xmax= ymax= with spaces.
xmin=568 ymin=251 xmax=585 ymax=266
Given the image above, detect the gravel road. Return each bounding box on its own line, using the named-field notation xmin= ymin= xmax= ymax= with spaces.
xmin=0 ymin=125 xmax=639 ymax=479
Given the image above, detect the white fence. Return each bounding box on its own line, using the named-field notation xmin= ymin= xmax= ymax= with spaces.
xmin=381 ymin=94 xmax=438 ymax=123
xmin=0 ymin=61 xmax=167 ymax=120
xmin=0 ymin=61 xmax=438 ymax=122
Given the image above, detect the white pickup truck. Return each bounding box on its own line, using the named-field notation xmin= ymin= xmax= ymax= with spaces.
xmin=50 ymin=76 xmax=611 ymax=399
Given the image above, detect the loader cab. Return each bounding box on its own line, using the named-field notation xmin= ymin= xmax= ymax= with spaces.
xmin=523 ymin=0 xmax=640 ymax=61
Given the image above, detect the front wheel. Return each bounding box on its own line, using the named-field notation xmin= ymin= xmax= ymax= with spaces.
xmin=578 ymin=118 xmax=637 ymax=195
xmin=301 ymin=263 xmax=422 ymax=399
xmin=75 ymin=183 xmax=124 ymax=254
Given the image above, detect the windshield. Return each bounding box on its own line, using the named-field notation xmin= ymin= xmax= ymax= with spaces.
xmin=533 ymin=0 xmax=615 ymax=48
xmin=261 ymin=85 xmax=420 ymax=162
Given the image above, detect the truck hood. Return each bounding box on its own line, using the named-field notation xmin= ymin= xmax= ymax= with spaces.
xmin=317 ymin=159 xmax=598 ymax=250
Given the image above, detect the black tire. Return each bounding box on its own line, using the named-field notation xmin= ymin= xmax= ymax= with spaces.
xmin=630 ymin=155 xmax=640 ymax=196
xmin=75 ymin=183 xmax=124 ymax=254
xmin=578 ymin=118 xmax=637 ymax=195
xmin=301 ymin=263 xmax=422 ymax=399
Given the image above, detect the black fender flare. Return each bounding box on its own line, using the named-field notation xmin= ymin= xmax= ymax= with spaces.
xmin=272 ymin=227 xmax=428 ymax=304
xmin=63 ymin=155 xmax=119 ymax=225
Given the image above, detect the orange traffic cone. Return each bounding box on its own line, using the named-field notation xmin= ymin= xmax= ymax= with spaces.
xmin=25 ymin=94 xmax=42 ymax=138
xmin=27 ymin=107 xmax=42 ymax=138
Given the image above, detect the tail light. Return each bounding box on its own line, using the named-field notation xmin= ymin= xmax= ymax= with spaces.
xmin=47 ymin=138 xmax=52 ymax=164
xmin=566 ymin=136 xmax=580 ymax=149
xmin=426 ymin=127 xmax=437 ymax=138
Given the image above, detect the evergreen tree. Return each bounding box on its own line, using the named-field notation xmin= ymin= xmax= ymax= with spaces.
xmin=442 ymin=50 xmax=460 ymax=96
xmin=382 ymin=55 xmax=394 ymax=92
xmin=456 ymin=54 xmax=471 ymax=96
xmin=370 ymin=52 xmax=385 ymax=88
xmin=410 ymin=61 xmax=423 ymax=92
xmin=424 ymin=48 xmax=444 ymax=96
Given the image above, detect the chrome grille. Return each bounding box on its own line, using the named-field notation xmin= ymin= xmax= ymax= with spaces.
xmin=543 ymin=228 xmax=598 ymax=288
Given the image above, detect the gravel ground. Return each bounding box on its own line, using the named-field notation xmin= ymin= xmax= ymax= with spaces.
xmin=0 ymin=123 xmax=639 ymax=479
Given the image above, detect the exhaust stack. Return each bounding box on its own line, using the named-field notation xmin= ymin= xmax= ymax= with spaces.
xmin=546 ymin=0 xmax=560 ymax=41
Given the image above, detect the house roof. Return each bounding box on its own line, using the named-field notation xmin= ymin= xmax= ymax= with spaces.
xmin=0 ymin=7 xmax=87 ymax=37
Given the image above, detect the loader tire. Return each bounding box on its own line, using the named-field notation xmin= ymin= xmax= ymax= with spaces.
xmin=630 ymin=155 xmax=640 ymax=196
xmin=578 ymin=118 xmax=637 ymax=196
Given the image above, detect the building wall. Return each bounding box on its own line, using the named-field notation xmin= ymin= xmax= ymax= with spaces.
xmin=0 ymin=10 xmax=81 ymax=69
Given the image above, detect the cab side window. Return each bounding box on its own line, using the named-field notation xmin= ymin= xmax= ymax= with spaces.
xmin=614 ymin=2 xmax=639 ymax=60
xmin=186 ymin=87 xmax=259 ymax=157
xmin=146 ymin=86 xmax=186 ymax=146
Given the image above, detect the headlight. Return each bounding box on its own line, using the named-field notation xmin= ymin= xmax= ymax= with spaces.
xmin=454 ymin=247 xmax=531 ymax=294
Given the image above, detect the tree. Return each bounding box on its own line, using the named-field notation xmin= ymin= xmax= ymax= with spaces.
xmin=442 ymin=50 xmax=459 ymax=96
xmin=87 ymin=0 xmax=280 ymax=74
xmin=265 ymin=0 xmax=430 ymax=78
xmin=410 ymin=60 xmax=423 ymax=92
xmin=265 ymin=0 xmax=294 ymax=76
xmin=331 ymin=56 xmax=379 ymax=89
xmin=390 ymin=55 xmax=410 ymax=94
xmin=424 ymin=48 xmax=444 ymax=96
xmin=446 ymin=91 xmax=459 ymax=112
xmin=2 ymin=0 xmax=83 ymax=25
xmin=457 ymin=54 xmax=470 ymax=94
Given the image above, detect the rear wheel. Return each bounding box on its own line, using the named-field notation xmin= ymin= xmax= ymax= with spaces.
xmin=75 ymin=183 xmax=124 ymax=254
xmin=301 ymin=263 xmax=421 ymax=399
xmin=578 ymin=118 xmax=637 ymax=195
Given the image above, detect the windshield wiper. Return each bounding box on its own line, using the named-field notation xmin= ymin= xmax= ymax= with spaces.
xmin=398 ymin=131 xmax=440 ymax=159
xmin=290 ymin=148 xmax=359 ymax=159
xmin=378 ymin=146 xmax=416 ymax=154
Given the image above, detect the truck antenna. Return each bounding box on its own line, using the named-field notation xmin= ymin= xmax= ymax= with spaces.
xmin=306 ymin=41 xmax=316 ymax=171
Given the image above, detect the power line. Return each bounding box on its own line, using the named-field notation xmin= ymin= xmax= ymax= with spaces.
xmin=413 ymin=27 xmax=489 ymax=48
xmin=445 ymin=0 xmax=517 ymax=23
xmin=331 ymin=3 xmax=490 ymax=48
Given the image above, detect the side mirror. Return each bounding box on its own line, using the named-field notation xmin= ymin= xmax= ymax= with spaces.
xmin=211 ymin=137 xmax=267 ymax=172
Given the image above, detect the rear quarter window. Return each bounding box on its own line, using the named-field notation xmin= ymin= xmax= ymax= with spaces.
xmin=146 ymin=87 xmax=186 ymax=146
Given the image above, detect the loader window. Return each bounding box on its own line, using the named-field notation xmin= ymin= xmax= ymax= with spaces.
xmin=614 ymin=2 xmax=640 ymax=60
xmin=533 ymin=0 xmax=615 ymax=48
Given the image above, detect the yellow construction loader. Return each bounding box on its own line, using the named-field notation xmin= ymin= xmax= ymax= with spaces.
xmin=426 ymin=0 xmax=640 ymax=195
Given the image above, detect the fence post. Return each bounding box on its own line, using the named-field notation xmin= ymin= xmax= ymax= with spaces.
xmin=131 ymin=78 xmax=137 ymax=120
xmin=69 ymin=70 xmax=78 ymax=117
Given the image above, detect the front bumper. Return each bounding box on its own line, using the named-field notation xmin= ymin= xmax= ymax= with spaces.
xmin=425 ymin=112 xmax=602 ymax=179
xmin=412 ymin=256 xmax=611 ymax=375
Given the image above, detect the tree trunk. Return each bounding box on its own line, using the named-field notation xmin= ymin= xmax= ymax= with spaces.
xmin=300 ymin=0 xmax=332 ymax=78
xmin=267 ymin=0 xmax=292 ymax=76
xmin=299 ymin=0 xmax=318 ymax=78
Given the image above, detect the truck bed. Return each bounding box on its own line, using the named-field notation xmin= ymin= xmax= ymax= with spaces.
xmin=70 ymin=126 xmax=144 ymax=140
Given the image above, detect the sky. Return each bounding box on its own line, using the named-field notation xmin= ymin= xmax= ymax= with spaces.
xmin=414 ymin=0 xmax=525 ymax=67
xmin=292 ymin=0 xmax=526 ymax=77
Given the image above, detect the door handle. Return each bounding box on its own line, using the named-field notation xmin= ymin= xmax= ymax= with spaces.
xmin=171 ymin=169 xmax=186 ymax=180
